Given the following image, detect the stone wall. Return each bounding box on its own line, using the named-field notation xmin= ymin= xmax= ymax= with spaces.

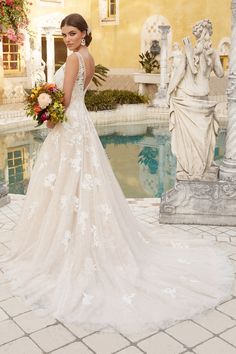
xmin=89 ymin=73 xmax=228 ymax=96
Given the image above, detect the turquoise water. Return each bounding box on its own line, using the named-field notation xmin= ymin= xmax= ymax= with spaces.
xmin=0 ymin=123 xmax=227 ymax=198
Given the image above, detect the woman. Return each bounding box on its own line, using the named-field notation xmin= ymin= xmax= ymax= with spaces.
xmin=0 ymin=14 xmax=233 ymax=334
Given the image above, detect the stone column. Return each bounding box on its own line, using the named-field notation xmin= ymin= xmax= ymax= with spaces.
xmin=43 ymin=27 xmax=55 ymax=83
xmin=152 ymin=25 xmax=170 ymax=107
xmin=219 ymin=0 xmax=236 ymax=181
xmin=23 ymin=31 xmax=32 ymax=88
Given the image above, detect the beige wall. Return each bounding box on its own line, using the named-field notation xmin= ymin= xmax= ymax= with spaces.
xmin=29 ymin=0 xmax=231 ymax=70
xmin=88 ymin=0 xmax=231 ymax=69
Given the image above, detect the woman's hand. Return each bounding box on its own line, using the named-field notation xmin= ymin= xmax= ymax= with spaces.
xmin=46 ymin=120 xmax=55 ymax=129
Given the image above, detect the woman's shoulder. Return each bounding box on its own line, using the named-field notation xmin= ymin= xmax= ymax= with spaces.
xmin=66 ymin=52 xmax=79 ymax=63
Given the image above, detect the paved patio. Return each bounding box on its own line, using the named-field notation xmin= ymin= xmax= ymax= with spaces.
xmin=0 ymin=194 xmax=236 ymax=354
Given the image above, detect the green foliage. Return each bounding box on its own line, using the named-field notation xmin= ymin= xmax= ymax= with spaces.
xmin=108 ymin=89 xmax=149 ymax=105
xmin=100 ymin=134 xmax=144 ymax=148
xmin=92 ymin=64 xmax=110 ymax=87
xmin=85 ymin=90 xmax=117 ymax=111
xmin=85 ymin=89 xmax=149 ymax=112
xmin=139 ymin=51 xmax=160 ymax=73
xmin=138 ymin=147 xmax=159 ymax=174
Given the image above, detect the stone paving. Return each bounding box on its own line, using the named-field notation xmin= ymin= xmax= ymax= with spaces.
xmin=0 ymin=194 xmax=236 ymax=354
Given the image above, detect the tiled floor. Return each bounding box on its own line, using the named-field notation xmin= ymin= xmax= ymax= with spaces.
xmin=0 ymin=194 xmax=236 ymax=354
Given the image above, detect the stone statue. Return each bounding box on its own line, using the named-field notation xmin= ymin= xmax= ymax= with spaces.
xmin=31 ymin=48 xmax=46 ymax=85
xmin=169 ymin=42 xmax=183 ymax=72
xmin=150 ymin=40 xmax=161 ymax=56
xmin=167 ymin=19 xmax=224 ymax=181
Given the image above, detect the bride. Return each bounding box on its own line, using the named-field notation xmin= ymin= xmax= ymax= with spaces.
xmin=0 ymin=13 xmax=234 ymax=334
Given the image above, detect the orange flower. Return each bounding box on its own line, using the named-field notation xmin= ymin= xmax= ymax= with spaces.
xmin=33 ymin=104 xmax=42 ymax=114
xmin=46 ymin=83 xmax=56 ymax=90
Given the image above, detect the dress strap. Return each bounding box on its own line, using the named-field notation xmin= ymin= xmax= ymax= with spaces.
xmin=75 ymin=51 xmax=86 ymax=90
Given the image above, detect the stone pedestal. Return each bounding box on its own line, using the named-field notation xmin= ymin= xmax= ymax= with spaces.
xmin=159 ymin=180 xmax=236 ymax=226
xmin=0 ymin=182 xmax=10 ymax=207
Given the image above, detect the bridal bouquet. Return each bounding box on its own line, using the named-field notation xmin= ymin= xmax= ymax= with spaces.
xmin=25 ymin=83 xmax=66 ymax=127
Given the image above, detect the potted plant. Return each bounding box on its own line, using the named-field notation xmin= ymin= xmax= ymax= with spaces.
xmin=139 ymin=51 xmax=160 ymax=74
xmin=133 ymin=51 xmax=161 ymax=95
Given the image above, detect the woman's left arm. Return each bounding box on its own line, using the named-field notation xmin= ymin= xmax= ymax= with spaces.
xmin=63 ymin=53 xmax=79 ymax=108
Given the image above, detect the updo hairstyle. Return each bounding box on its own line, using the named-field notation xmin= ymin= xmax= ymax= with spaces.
xmin=61 ymin=13 xmax=92 ymax=47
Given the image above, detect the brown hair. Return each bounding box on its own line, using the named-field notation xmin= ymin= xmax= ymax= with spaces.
xmin=61 ymin=13 xmax=92 ymax=47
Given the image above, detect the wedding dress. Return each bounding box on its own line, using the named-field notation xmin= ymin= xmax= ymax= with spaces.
xmin=0 ymin=52 xmax=234 ymax=334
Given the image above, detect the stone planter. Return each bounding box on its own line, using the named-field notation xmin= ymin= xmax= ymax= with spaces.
xmin=133 ymin=73 xmax=161 ymax=95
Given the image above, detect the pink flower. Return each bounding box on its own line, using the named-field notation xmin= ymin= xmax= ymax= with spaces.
xmin=5 ymin=0 xmax=14 ymax=5
xmin=7 ymin=28 xmax=17 ymax=42
xmin=16 ymin=32 xmax=25 ymax=45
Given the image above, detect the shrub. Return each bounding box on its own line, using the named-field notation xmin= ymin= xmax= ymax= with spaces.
xmin=85 ymin=90 xmax=117 ymax=111
xmin=85 ymin=89 xmax=148 ymax=111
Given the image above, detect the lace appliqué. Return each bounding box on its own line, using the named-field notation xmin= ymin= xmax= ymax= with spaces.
xmin=59 ymin=153 xmax=67 ymax=172
xmin=180 ymin=276 xmax=201 ymax=283
xmin=73 ymin=196 xmax=80 ymax=212
xmin=60 ymin=195 xmax=69 ymax=210
xmin=70 ymin=152 xmax=82 ymax=172
xmin=81 ymin=174 xmax=101 ymax=190
xmin=84 ymin=257 xmax=97 ymax=275
xmin=171 ymin=242 xmax=189 ymax=249
xmin=122 ymin=293 xmax=136 ymax=305
xmin=177 ymin=258 xmax=191 ymax=265
xmin=91 ymin=225 xmax=100 ymax=247
xmin=82 ymin=292 xmax=94 ymax=305
xmin=38 ymin=154 xmax=49 ymax=172
xmin=61 ymin=230 xmax=72 ymax=251
xmin=162 ymin=288 xmax=177 ymax=298
xmin=99 ymin=204 xmax=112 ymax=222
xmin=88 ymin=147 xmax=100 ymax=169
xmin=27 ymin=202 xmax=39 ymax=219
xmin=44 ymin=173 xmax=56 ymax=190
xmin=68 ymin=134 xmax=83 ymax=146
xmin=50 ymin=131 xmax=61 ymax=150
xmin=77 ymin=211 xmax=88 ymax=234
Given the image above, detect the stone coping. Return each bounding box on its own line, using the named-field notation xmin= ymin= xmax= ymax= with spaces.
xmin=0 ymin=97 xmax=228 ymax=134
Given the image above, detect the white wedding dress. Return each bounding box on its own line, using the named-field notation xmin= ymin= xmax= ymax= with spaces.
xmin=0 ymin=52 xmax=234 ymax=334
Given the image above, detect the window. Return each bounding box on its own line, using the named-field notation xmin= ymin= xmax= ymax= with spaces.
xmin=7 ymin=148 xmax=27 ymax=194
xmin=108 ymin=0 xmax=116 ymax=17
xmin=2 ymin=35 xmax=21 ymax=74
xmin=99 ymin=0 xmax=119 ymax=25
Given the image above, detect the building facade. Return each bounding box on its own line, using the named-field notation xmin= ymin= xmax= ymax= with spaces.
xmin=0 ymin=0 xmax=232 ymax=100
